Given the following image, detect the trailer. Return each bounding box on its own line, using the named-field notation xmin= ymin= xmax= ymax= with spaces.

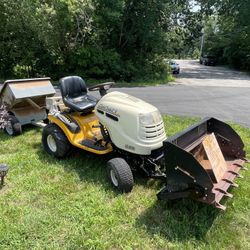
xmin=0 ymin=78 xmax=56 ymax=135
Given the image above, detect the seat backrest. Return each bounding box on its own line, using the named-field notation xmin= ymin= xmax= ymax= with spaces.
xmin=59 ymin=76 xmax=87 ymax=98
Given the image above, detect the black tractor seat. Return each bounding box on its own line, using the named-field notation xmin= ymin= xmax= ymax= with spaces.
xmin=59 ymin=76 xmax=97 ymax=113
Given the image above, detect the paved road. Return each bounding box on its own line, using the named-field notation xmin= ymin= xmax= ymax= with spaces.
xmin=175 ymin=60 xmax=250 ymax=88
xmin=110 ymin=60 xmax=250 ymax=127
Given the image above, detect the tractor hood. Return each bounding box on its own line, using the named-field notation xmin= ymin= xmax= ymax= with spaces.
xmin=95 ymin=91 xmax=166 ymax=155
xmin=97 ymin=91 xmax=158 ymax=114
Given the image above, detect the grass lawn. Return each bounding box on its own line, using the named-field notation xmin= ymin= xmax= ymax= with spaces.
xmin=49 ymin=75 xmax=175 ymax=88
xmin=0 ymin=75 xmax=175 ymax=93
xmin=0 ymin=116 xmax=249 ymax=249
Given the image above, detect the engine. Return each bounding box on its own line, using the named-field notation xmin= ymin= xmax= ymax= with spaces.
xmin=95 ymin=91 xmax=166 ymax=155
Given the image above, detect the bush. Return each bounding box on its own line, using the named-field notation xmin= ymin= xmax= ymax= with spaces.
xmin=121 ymin=56 xmax=169 ymax=82
xmin=70 ymin=47 xmax=121 ymax=80
xmin=0 ymin=105 xmax=8 ymax=129
xmin=64 ymin=47 xmax=169 ymax=82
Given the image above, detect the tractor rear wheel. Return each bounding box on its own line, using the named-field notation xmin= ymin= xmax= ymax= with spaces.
xmin=4 ymin=115 xmax=22 ymax=136
xmin=107 ymin=158 xmax=134 ymax=193
xmin=42 ymin=123 xmax=72 ymax=158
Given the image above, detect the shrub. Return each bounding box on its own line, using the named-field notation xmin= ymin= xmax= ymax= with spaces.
xmin=0 ymin=105 xmax=8 ymax=129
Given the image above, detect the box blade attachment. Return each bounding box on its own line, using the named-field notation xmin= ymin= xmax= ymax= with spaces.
xmin=158 ymin=117 xmax=247 ymax=210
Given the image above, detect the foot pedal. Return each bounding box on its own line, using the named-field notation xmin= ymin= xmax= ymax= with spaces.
xmin=79 ymin=139 xmax=107 ymax=151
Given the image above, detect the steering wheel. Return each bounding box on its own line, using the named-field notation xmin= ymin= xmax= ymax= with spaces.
xmin=88 ymin=82 xmax=114 ymax=92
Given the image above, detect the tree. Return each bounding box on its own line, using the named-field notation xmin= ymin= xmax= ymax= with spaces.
xmin=198 ymin=0 xmax=250 ymax=70
xmin=0 ymin=0 xmax=211 ymax=81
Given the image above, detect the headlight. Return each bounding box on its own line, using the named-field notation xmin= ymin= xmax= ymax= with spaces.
xmin=139 ymin=110 xmax=162 ymax=125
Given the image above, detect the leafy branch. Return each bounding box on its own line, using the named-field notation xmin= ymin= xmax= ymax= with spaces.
xmin=0 ymin=105 xmax=9 ymax=129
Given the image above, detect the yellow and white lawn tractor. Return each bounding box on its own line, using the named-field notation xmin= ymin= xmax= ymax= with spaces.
xmin=42 ymin=76 xmax=248 ymax=210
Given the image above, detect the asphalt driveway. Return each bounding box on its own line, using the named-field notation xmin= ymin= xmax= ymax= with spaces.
xmin=111 ymin=60 xmax=250 ymax=127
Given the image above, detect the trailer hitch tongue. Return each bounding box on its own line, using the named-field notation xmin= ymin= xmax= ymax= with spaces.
xmin=159 ymin=117 xmax=247 ymax=210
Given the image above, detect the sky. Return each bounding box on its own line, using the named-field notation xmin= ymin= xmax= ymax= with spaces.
xmin=191 ymin=0 xmax=201 ymax=12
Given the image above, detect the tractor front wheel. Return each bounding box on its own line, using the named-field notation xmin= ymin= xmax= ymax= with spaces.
xmin=42 ymin=123 xmax=72 ymax=158
xmin=107 ymin=158 xmax=134 ymax=193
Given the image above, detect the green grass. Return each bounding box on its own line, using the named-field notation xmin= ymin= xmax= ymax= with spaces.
xmin=110 ymin=76 xmax=175 ymax=87
xmin=49 ymin=75 xmax=175 ymax=88
xmin=0 ymin=116 xmax=249 ymax=250
xmin=1 ymin=75 xmax=175 ymax=88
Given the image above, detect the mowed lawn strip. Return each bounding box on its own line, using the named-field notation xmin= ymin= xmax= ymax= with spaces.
xmin=0 ymin=116 xmax=249 ymax=250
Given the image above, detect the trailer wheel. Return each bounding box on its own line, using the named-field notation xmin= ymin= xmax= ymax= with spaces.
xmin=4 ymin=115 xmax=22 ymax=136
xmin=42 ymin=123 xmax=72 ymax=158
xmin=107 ymin=158 xmax=134 ymax=193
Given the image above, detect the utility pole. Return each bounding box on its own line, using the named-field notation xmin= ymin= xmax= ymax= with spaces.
xmin=200 ymin=29 xmax=205 ymax=56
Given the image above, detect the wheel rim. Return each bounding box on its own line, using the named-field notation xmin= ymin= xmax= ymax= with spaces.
xmin=110 ymin=169 xmax=118 ymax=187
xmin=5 ymin=121 xmax=13 ymax=135
xmin=47 ymin=134 xmax=57 ymax=152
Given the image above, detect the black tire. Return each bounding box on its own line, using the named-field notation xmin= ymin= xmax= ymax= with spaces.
xmin=107 ymin=158 xmax=134 ymax=193
xmin=42 ymin=123 xmax=72 ymax=158
xmin=43 ymin=118 xmax=49 ymax=124
xmin=4 ymin=115 xmax=22 ymax=136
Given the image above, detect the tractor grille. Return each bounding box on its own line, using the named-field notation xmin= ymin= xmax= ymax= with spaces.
xmin=140 ymin=121 xmax=165 ymax=140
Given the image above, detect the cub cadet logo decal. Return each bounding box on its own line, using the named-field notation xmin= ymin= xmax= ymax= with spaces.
xmin=97 ymin=104 xmax=120 ymax=117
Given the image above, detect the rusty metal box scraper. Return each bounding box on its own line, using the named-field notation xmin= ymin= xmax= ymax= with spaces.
xmin=159 ymin=117 xmax=248 ymax=210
